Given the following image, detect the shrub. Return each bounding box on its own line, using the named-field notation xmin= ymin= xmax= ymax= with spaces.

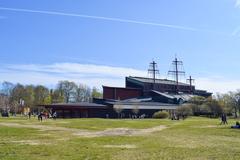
xmin=152 ymin=111 xmax=169 ymax=119
xmin=176 ymin=104 xmax=193 ymax=119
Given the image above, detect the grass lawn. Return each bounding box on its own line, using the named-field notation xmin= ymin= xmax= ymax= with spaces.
xmin=0 ymin=116 xmax=240 ymax=160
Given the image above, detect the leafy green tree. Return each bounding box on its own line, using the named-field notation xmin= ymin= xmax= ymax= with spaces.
xmin=205 ymin=98 xmax=223 ymax=117
xmin=51 ymin=89 xmax=64 ymax=103
xmin=176 ymin=104 xmax=193 ymax=119
xmin=23 ymin=85 xmax=35 ymax=108
xmin=91 ymin=87 xmax=103 ymax=99
xmin=34 ymin=85 xmax=49 ymax=105
xmin=189 ymin=96 xmax=206 ymax=116
xmin=153 ymin=111 xmax=169 ymax=119
xmin=199 ymin=104 xmax=211 ymax=116
xmin=9 ymin=83 xmax=25 ymax=106
xmin=189 ymin=96 xmax=206 ymax=105
xmin=44 ymin=95 xmax=52 ymax=104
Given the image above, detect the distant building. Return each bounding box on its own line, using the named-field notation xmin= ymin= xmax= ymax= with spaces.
xmin=42 ymin=58 xmax=212 ymax=118
xmin=103 ymin=76 xmax=211 ymax=101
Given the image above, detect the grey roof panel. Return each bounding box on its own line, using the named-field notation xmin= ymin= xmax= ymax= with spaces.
xmin=128 ymin=76 xmax=191 ymax=86
xmin=44 ymin=102 xmax=107 ymax=108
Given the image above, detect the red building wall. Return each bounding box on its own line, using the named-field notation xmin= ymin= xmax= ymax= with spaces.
xmin=103 ymin=86 xmax=142 ymax=100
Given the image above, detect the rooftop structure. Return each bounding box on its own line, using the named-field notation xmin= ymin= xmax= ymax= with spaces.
xmin=42 ymin=57 xmax=212 ymax=118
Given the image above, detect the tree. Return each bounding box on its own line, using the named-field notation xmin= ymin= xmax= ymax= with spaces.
xmin=8 ymin=84 xmax=37 ymax=113
xmin=176 ymin=104 xmax=193 ymax=119
xmin=0 ymin=81 xmax=14 ymax=113
xmin=75 ymin=84 xmax=91 ymax=102
xmin=188 ymin=96 xmax=207 ymax=116
xmin=230 ymin=91 xmax=240 ymax=118
xmin=235 ymin=91 xmax=240 ymax=117
xmin=0 ymin=94 xmax=9 ymax=112
xmin=199 ymin=104 xmax=211 ymax=116
xmin=9 ymin=100 xmax=18 ymax=114
xmin=188 ymin=103 xmax=200 ymax=116
xmin=216 ymin=92 xmax=240 ymax=118
xmin=9 ymin=83 xmax=25 ymax=107
xmin=153 ymin=111 xmax=169 ymax=119
xmin=205 ymin=98 xmax=223 ymax=117
xmin=34 ymin=85 xmax=50 ymax=105
xmin=57 ymin=81 xmax=78 ymax=103
xmin=132 ymin=105 xmax=139 ymax=115
xmin=114 ymin=105 xmax=123 ymax=118
xmin=189 ymin=96 xmax=206 ymax=105
xmin=1 ymin=81 xmax=14 ymax=96
xmin=51 ymin=89 xmax=64 ymax=104
xmin=23 ymin=85 xmax=35 ymax=108
xmin=91 ymin=87 xmax=103 ymax=99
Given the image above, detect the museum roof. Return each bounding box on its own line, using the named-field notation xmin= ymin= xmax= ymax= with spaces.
xmin=127 ymin=76 xmax=191 ymax=86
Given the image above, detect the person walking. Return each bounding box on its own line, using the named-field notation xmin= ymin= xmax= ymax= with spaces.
xmin=28 ymin=112 xmax=31 ymax=119
xmin=220 ymin=113 xmax=228 ymax=125
xmin=52 ymin=111 xmax=57 ymax=120
xmin=38 ymin=112 xmax=43 ymax=122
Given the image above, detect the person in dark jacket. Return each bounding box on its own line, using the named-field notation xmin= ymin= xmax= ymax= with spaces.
xmin=28 ymin=112 xmax=31 ymax=119
xmin=38 ymin=112 xmax=43 ymax=122
xmin=220 ymin=114 xmax=228 ymax=125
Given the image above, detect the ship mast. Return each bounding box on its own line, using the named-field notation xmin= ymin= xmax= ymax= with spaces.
xmin=168 ymin=57 xmax=185 ymax=93
xmin=148 ymin=60 xmax=159 ymax=89
xmin=187 ymin=76 xmax=195 ymax=94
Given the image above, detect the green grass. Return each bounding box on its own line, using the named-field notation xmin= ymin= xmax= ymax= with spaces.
xmin=0 ymin=116 xmax=240 ymax=160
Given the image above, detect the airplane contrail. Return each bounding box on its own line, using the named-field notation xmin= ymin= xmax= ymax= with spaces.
xmin=0 ymin=7 xmax=198 ymax=31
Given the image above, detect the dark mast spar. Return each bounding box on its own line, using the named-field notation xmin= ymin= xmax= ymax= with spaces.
xmin=148 ymin=60 xmax=159 ymax=89
xmin=187 ymin=76 xmax=195 ymax=94
xmin=168 ymin=57 xmax=185 ymax=93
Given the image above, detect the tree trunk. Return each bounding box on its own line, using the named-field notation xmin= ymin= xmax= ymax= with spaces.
xmin=234 ymin=107 xmax=238 ymax=118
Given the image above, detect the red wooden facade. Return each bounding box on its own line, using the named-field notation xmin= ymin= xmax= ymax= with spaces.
xmin=103 ymin=86 xmax=142 ymax=100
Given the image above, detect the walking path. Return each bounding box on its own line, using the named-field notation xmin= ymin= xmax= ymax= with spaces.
xmin=0 ymin=122 xmax=167 ymax=137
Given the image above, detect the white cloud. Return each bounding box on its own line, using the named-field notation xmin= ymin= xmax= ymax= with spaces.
xmin=236 ymin=0 xmax=240 ymax=8
xmin=6 ymin=63 xmax=147 ymax=78
xmin=0 ymin=63 xmax=147 ymax=89
xmin=196 ymin=77 xmax=240 ymax=94
xmin=1 ymin=62 xmax=239 ymax=93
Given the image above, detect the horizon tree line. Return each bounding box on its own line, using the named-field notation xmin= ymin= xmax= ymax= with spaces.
xmin=178 ymin=92 xmax=240 ymax=118
xmin=1 ymin=80 xmax=240 ymax=118
xmin=0 ymin=80 xmax=102 ymax=114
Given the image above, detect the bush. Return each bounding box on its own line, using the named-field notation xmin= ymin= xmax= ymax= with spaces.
xmin=152 ymin=111 xmax=169 ymax=119
xmin=176 ymin=105 xmax=193 ymax=119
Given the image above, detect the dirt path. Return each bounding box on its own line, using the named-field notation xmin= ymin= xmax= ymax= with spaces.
xmin=75 ymin=125 xmax=167 ymax=137
xmin=0 ymin=122 xmax=81 ymax=132
xmin=0 ymin=122 xmax=167 ymax=138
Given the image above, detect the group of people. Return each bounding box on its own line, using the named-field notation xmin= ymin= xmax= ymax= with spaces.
xmin=26 ymin=111 xmax=240 ymax=129
xmin=27 ymin=111 xmax=57 ymax=122
xmin=37 ymin=111 xmax=57 ymax=122
xmin=220 ymin=113 xmax=240 ymax=129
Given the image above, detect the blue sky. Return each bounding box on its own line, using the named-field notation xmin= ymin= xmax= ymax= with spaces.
xmin=0 ymin=0 xmax=240 ymax=93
